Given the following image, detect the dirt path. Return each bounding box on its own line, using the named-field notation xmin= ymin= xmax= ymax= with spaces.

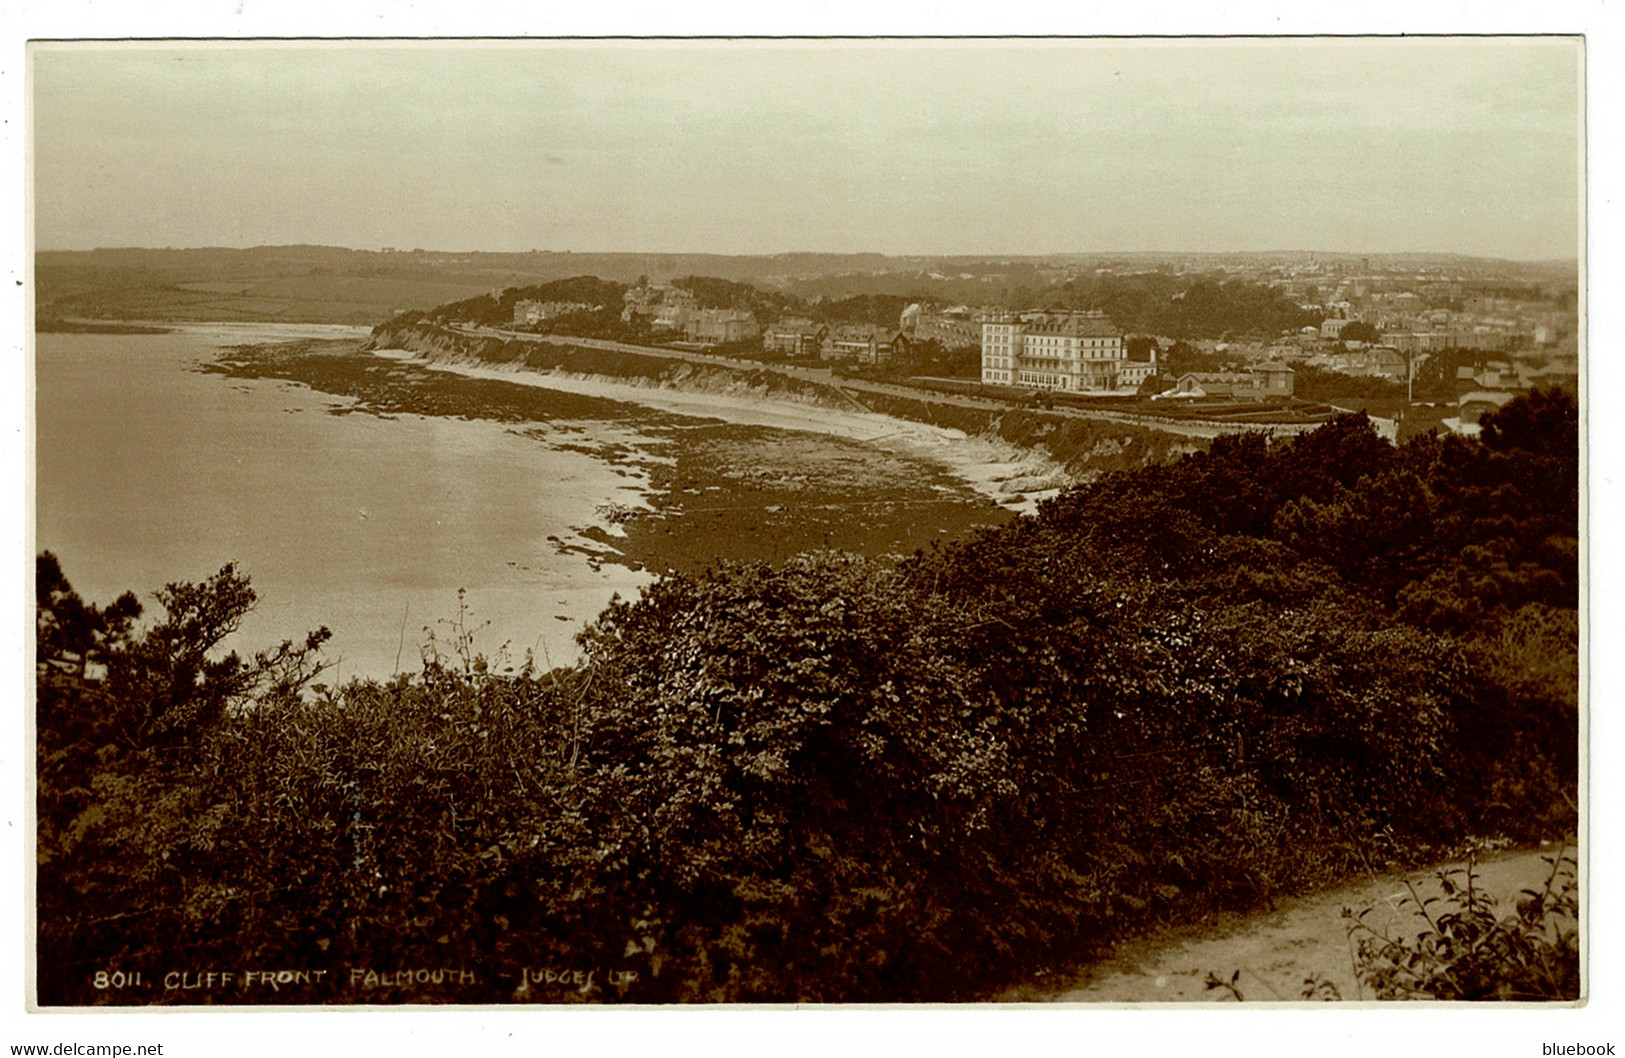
xmin=1009 ymin=845 xmax=1577 ymax=1003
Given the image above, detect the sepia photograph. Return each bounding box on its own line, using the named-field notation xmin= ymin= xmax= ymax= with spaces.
xmin=20 ymin=18 xmax=1598 ymax=1043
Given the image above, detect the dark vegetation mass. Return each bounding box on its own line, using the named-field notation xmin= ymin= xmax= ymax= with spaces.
xmin=37 ymin=389 xmax=1578 ymax=1004
xmin=388 ymin=269 xmax=1322 ymax=345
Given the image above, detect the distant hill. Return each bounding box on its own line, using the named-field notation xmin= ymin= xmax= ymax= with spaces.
xmin=33 ymin=245 xmax=1578 ymax=328
xmin=32 ymin=246 xmax=911 ymax=325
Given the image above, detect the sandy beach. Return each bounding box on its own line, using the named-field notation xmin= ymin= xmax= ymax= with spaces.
xmin=171 ymin=320 xmax=378 ymax=344
xmin=370 ymin=347 xmax=1074 ymax=515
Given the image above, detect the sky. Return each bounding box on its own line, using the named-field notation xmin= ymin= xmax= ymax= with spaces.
xmin=30 ymin=39 xmax=1580 ymax=259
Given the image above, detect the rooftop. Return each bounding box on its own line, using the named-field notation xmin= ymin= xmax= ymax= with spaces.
xmin=1025 ymin=316 xmax=1121 ymax=338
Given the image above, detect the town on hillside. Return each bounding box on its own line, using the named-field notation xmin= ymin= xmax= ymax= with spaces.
xmin=456 ymin=251 xmax=1579 ymax=437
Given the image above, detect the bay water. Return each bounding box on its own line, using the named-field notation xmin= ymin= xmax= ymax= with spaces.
xmin=35 ymin=325 xmax=654 ymax=679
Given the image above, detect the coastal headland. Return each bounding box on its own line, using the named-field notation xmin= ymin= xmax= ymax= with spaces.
xmin=210 ymin=324 xmax=1226 ymax=584
xmin=209 ymin=336 xmax=1042 ymax=579
xmin=361 ymin=320 xmax=1212 ymax=480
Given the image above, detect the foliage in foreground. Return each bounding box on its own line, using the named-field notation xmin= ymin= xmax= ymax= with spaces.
xmin=1210 ymin=847 xmax=1580 ymax=1003
xmin=36 ymin=391 xmax=1578 ymax=1004
xmin=1345 ymin=849 xmax=1580 ymax=1001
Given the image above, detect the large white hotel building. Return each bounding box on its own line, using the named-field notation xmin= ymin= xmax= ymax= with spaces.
xmin=980 ymin=310 xmax=1126 ymax=391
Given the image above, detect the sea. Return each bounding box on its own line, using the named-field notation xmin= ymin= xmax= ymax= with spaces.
xmin=34 ymin=324 xmax=655 ymax=679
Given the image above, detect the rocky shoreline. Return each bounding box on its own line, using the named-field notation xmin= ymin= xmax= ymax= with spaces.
xmin=363 ymin=321 xmax=1205 ymax=484
xmin=211 ymin=338 xmax=1020 ymax=580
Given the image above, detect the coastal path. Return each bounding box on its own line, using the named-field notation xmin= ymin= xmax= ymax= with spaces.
xmin=1004 ymin=845 xmax=1574 ymax=1003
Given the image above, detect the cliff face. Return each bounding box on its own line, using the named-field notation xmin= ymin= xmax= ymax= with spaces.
xmin=363 ymin=322 xmax=495 ymax=361
xmin=363 ymin=322 xmax=1201 ymax=478
xmin=365 ymin=322 xmax=850 ymax=409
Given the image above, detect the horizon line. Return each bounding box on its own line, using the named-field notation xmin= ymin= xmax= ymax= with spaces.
xmin=32 ymin=243 xmax=1582 ymax=266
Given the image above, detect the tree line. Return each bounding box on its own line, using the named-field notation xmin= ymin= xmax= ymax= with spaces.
xmin=390 ymin=268 xmax=1335 ymax=344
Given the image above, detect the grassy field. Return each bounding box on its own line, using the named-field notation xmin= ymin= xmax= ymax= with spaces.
xmin=39 ymin=271 xmax=506 ymax=325
xmin=35 ymin=247 xmax=568 ymax=325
